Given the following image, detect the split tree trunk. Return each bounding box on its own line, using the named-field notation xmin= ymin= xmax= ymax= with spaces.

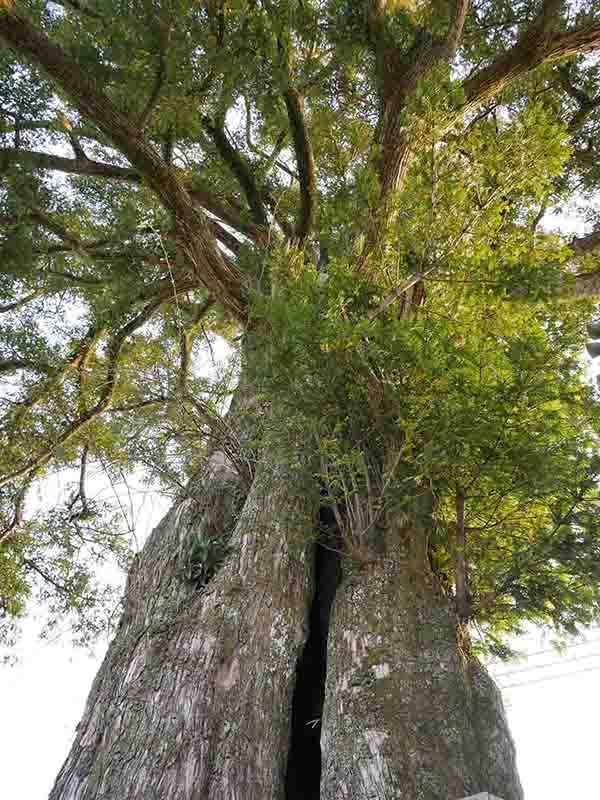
xmin=50 ymin=425 xmax=522 ymax=800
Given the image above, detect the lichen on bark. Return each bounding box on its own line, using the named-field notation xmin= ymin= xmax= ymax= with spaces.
xmin=320 ymin=523 xmax=522 ymax=800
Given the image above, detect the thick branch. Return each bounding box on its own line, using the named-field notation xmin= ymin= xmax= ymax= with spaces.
xmin=0 ymin=358 xmax=52 ymax=375
xmin=446 ymin=0 xmax=471 ymax=59
xmin=209 ymin=220 xmax=241 ymax=255
xmin=0 ymin=148 xmax=255 ymax=249
xmin=0 ymin=5 xmax=245 ymax=320
xmin=201 ymin=117 xmax=268 ymax=229
xmin=283 ymin=88 xmax=316 ymax=242
xmin=378 ymin=9 xmax=600 ymax=203
xmin=188 ymin=184 xmax=263 ymax=243
xmin=0 ymin=148 xmax=140 ymax=181
xmin=462 ymin=20 xmax=600 ymax=116
xmin=374 ymin=1 xmax=469 ymax=199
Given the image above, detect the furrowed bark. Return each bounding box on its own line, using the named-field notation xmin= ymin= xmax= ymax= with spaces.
xmin=321 ymin=511 xmax=522 ymax=800
xmin=50 ymin=441 xmax=316 ymax=800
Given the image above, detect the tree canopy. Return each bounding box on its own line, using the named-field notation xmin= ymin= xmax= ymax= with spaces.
xmin=2 ymin=0 xmax=600 ymax=655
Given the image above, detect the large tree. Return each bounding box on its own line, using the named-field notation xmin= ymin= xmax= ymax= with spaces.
xmin=2 ymin=1 xmax=600 ymax=798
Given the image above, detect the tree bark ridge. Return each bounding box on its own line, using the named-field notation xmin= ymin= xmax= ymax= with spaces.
xmin=50 ymin=445 xmax=316 ymax=800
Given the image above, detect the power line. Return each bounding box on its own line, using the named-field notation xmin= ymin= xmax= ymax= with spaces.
xmin=493 ymin=650 xmax=600 ymax=679
xmin=497 ymin=663 xmax=600 ymax=690
xmin=486 ymin=636 xmax=600 ymax=666
xmin=512 ymin=636 xmax=600 ymax=659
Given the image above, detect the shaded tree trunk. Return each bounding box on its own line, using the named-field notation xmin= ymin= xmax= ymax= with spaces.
xmin=50 ymin=422 xmax=522 ymax=800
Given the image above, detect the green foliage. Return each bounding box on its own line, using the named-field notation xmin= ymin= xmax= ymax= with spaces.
xmin=253 ymin=237 xmax=600 ymax=645
xmin=188 ymin=530 xmax=231 ymax=587
xmin=2 ymin=0 xmax=600 ymax=652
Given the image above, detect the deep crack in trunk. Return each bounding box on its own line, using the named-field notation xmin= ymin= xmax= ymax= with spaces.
xmin=285 ymin=506 xmax=341 ymax=800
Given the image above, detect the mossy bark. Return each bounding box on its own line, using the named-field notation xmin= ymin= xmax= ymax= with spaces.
xmin=321 ymin=524 xmax=523 ymax=800
xmin=50 ymin=432 xmax=523 ymax=800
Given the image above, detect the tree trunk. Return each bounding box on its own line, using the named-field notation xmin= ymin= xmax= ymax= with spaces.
xmin=50 ymin=442 xmax=317 ymax=800
xmin=50 ymin=431 xmax=522 ymax=800
xmin=321 ymin=522 xmax=523 ymax=800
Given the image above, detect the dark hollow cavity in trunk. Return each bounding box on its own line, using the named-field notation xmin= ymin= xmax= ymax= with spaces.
xmin=285 ymin=506 xmax=341 ymax=800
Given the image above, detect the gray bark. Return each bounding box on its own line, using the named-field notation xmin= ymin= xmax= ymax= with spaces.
xmin=50 ymin=445 xmax=316 ymax=800
xmin=321 ymin=525 xmax=522 ymax=800
xmin=50 ymin=434 xmax=523 ymax=800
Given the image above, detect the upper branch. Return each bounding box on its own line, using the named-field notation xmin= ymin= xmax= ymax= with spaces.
xmin=373 ymin=1 xmax=470 ymax=200
xmin=446 ymin=0 xmax=471 ymax=59
xmin=0 ymin=148 xmax=140 ymax=181
xmin=461 ymin=18 xmax=600 ymax=116
xmin=283 ymin=87 xmax=316 ymax=243
xmin=201 ymin=116 xmax=269 ymax=229
xmin=375 ymin=5 xmax=600 ymax=205
xmin=0 ymin=4 xmax=246 ymax=320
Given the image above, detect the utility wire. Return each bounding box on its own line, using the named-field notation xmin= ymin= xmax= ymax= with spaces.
xmin=497 ymin=663 xmax=600 ymax=690
xmin=493 ymin=650 xmax=600 ymax=679
xmin=505 ymin=636 xmax=600 ymax=660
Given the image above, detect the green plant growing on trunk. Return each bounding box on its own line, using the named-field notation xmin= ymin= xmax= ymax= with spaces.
xmin=188 ymin=530 xmax=231 ymax=586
